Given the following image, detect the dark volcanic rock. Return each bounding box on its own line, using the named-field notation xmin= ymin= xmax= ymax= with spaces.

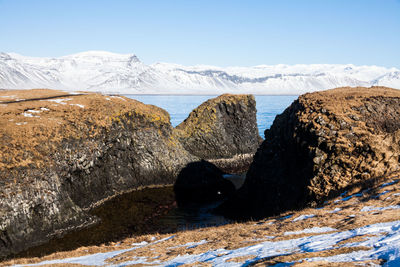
xmin=0 ymin=90 xmax=197 ymax=258
xmin=0 ymin=90 xmax=260 ymax=257
xmin=175 ymin=94 xmax=261 ymax=173
xmin=219 ymin=86 xmax=400 ymax=219
xmin=174 ymin=160 xmax=236 ymax=206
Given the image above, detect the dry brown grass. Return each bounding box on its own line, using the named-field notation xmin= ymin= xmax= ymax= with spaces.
xmin=4 ymin=171 xmax=399 ymax=266
xmin=0 ymin=89 xmax=169 ymax=173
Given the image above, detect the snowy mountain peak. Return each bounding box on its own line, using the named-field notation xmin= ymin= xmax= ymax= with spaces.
xmin=62 ymin=50 xmax=140 ymax=62
xmin=0 ymin=51 xmax=399 ymax=94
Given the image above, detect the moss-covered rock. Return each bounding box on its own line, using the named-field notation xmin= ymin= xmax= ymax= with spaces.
xmin=175 ymin=94 xmax=260 ymax=173
xmin=219 ymin=86 xmax=400 ymax=219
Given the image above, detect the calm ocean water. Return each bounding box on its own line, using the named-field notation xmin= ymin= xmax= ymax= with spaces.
xmin=124 ymin=95 xmax=298 ymax=137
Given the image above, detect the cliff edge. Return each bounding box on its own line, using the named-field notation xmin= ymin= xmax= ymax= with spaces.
xmin=220 ymin=86 xmax=400 ymax=219
xmin=0 ymin=90 xmax=197 ymax=257
xmin=176 ymin=94 xmax=260 ymax=173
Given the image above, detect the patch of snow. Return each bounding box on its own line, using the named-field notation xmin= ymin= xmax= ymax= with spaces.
xmin=109 ymin=95 xmax=127 ymax=101
xmin=40 ymin=107 xmax=49 ymax=111
xmin=375 ymin=191 xmax=390 ymax=198
xmin=152 ymin=235 xmax=175 ymax=244
xmin=169 ymin=240 xmax=208 ymax=249
xmin=361 ymin=205 xmax=400 ymax=212
xmin=22 ymin=112 xmax=35 ymax=117
xmin=292 ymin=214 xmax=316 ymax=222
xmin=20 ymin=221 xmax=400 ymax=266
xmin=13 ymin=247 xmax=142 ymax=266
xmin=130 ymin=241 xmax=148 ymax=246
xmin=69 ymin=103 xmax=85 ymax=108
xmin=303 ymin=221 xmax=400 ymax=265
xmin=26 ymin=109 xmax=40 ymax=113
xmin=380 ymin=180 xmax=399 ymax=188
xmin=22 ymin=109 xmax=41 ymax=118
xmin=329 ymin=208 xmax=342 ymax=213
xmin=335 ymin=192 xmax=363 ymax=203
xmin=14 ymin=238 xmax=171 ymax=267
xmin=284 ymin=227 xmax=336 ymax=236
xmin=0 ymin=95 xmax=16 ymax=98
xmin=43 ymin=98 xmax=72 ymax=105
xmin=15 ymin=122 xmax=27 ymax=125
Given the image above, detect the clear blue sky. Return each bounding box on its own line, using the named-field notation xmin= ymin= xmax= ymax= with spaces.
xmin=1 ymin=0 xmax=399 ymax=68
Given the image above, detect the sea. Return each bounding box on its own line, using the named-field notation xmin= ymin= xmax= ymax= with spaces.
xmin=124 ymin=95 xmax=299 ymax=137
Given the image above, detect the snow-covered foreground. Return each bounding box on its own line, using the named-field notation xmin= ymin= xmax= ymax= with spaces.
xmin=1 ymin=51 xmax=400 ymax=94
xmin=14 ymin=220 xmax=400 ymax=266
xmin=6 ymin=176 xmax=400 ymax=266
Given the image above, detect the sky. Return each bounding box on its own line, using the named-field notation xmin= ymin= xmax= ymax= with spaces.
xmin=0 ymin=0 xmax=399 ymax=68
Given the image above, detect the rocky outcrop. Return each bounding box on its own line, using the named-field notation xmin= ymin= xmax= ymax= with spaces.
xmin=219 ymin=86 xmax=400 ymax=219
xmin=0 ymin=90 xmax=197 ymax=257
xmin=174 ymin=160 xmax=236 ymax=206
xmin=175 ymin=94 xmax=260 ymax=173
xmin=0 ymin=90 xmax=260 ymax=257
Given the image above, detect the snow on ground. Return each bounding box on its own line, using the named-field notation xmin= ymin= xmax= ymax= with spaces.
xmin=284 ymin=227 xmax=336 ymax=236
xmin=108 ymin=95 xmax=126 ymax=101
xmin=22 ymin=109 xmax=41 ymax=118
xmin=7 ymin=172 xmax=400 ymax=266
xmin=14 ymin=222 xmax=399 ymax=266
xmin=334 ymin=192 xmax=364 ymax=203
xmin=361 ymin=205 xmax=400 ymax=212
xmin=69 ymin=103 xmax=85 ymax=108
xmin=292 ymin=214 xmax=315 ymax=222
xmin=42 ymin=98 xmax=72 ymax=105
xmin=329 ymin=208 xmax=342 ymax=213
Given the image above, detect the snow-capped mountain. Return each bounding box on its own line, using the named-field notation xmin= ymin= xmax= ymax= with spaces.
xmin=1 ymin=51 xmax=399 ymax=94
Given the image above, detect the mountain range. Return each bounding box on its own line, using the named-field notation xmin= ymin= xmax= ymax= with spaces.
xmin=1 ymin=51 xmax=399 ymax=94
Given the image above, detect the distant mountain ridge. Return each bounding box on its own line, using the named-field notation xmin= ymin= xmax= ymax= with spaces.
xmin=1 ymin=51 xmax=399 ymax=94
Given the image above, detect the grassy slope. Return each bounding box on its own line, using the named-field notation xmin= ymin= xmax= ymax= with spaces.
xmin=4 ymin=171 xmax=400 ymax=266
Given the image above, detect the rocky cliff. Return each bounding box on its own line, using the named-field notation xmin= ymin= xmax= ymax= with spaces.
xmin=0 ymin=90 xmax=198 ymax=257
xmin=176 ymin=94 xmax=260 ymax=173
xmin=0 ymin=90 xmax=259 ymax=257
xmin=219 ymin=86 xmax=400 ymax=219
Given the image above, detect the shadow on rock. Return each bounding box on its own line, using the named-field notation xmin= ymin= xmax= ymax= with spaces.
xmin=174 ymin=160 xmax=236 ymax=207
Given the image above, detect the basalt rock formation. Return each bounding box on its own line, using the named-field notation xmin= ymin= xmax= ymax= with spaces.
xmin=0 ymin=90 xmax=259 ymax=257
xmin=219 ymin=86 xmax=400 ymax=219
xmin=175 ymin=94 xmax=261 ymax=173
xmin=0 ymin=90 xmax=197 ymax=257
